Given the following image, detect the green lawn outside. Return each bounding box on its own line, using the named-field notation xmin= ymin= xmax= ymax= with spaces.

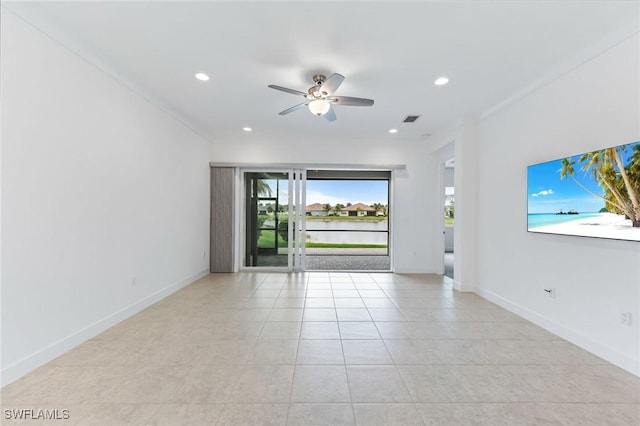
xmin=257 ymin=231 xmax=387 ymax=250
xmin=257 ymin=230 xmax=288 ymax=248
xmin=306 ymin=242 xmax=388 ymax=249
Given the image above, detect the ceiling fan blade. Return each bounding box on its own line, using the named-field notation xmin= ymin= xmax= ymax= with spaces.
xmin=268 ymin=85 xmax=308 ymax=96
xmin=324 ymin=105 xmax=337 ymax=122
xmin=279 ymin=102 xmax=308 ymax=115
xmin=319 ymin=73 xmax=345 ymax=95
xmin=330 ymin=96 xmax=374 ymax=107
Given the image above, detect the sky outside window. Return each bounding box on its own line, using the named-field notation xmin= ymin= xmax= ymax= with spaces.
xmin=306 ymin=180 xmax=388 ymax=205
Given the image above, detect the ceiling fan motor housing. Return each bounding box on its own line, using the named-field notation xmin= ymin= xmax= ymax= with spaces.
xmin=309 ymin=74 xmax=328 ymax=98
xmin=312 ymin=74 xmax=326 ymax=85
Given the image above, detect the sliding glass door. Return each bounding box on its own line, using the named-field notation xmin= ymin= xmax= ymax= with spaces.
xmin=242 ymin=168 xmax=391 ymax=271
xmin=243 ymin=169 xmax=306 ymax=270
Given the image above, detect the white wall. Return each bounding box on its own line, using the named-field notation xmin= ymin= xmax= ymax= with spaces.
xmin=211 ymin=140 xmax=438 ymax=273
xmin=474 ymin=34 xmax=640 ymax=374
xmin=1 ymin=11 xmax=211 ymax=385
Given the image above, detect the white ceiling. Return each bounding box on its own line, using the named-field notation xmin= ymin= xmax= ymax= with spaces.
xmin=5 ymin=1 xmax=639 ymax=144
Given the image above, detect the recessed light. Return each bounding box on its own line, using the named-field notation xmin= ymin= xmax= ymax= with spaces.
xmin=195 ymin=72 xmax=210 ymax=81
xmin=434 ymin=76 xmax=449 ymax=86
xmin=243 ymin=127 xmax=252 ymax=132
xmin=389 ymin=129 xmax=398 ymax=134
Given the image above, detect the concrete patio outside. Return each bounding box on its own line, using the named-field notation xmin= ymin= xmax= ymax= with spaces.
xmin=305 ymin=247 xmax=390 ymax=271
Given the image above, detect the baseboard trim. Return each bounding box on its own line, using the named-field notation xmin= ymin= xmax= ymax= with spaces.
xmin=1 ymin=269 xmax=209 ymax=387
xmin=393 ymin=268 xmax=438 ymax=274
xmin=452 ymin=278 xmax=474 ymax=293
xmin=475 ymin=287 xmax=640 ymax=377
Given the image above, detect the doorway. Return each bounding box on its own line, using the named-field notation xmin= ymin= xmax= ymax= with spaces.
xmin=304 ymin=170 xmax=391 ymax=271
xmin=443 ymin=158 xmax=455 ymax=278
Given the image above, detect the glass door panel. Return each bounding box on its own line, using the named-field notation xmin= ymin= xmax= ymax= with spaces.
xmin=242 ymin=169 xmax=306 ymax=270
xmin=245 ymin=172 xmax=291 ymax=267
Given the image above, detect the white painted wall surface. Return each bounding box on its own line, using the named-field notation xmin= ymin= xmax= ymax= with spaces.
xmin=453 ymin=123 xmax=480 ymax=292
xmin=475 ymin=34 xmax=640 ymax=375
xmin=211 ymin=140 xmax=437 ymax=273
xmin=1 ymin=11 xmax=211 ymax=385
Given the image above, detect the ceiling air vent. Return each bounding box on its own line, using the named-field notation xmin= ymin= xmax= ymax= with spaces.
xmin=403 ymin=115 xmax=421 ymax=123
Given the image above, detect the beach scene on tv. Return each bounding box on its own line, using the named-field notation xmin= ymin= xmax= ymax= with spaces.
xmin=527 ymin=140 xmax=640 ymax=242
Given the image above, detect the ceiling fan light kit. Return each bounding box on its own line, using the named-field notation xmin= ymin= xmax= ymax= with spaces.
xmin=308 ymin=99 xmax=330 ymax=116
xmin=268 ymin=72 xmax=374 ymax=121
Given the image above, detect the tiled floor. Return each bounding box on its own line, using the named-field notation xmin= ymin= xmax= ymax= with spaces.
xmin=2 ymin=273 xmax=638 ymax=425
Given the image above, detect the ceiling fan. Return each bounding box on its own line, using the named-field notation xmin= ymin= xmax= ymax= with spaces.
xmin=268 ymin=73 xmax=374 ymax=122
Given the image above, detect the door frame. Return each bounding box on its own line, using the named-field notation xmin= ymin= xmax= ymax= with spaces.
xmin=218 ymin=162 xmax=403 ymax=273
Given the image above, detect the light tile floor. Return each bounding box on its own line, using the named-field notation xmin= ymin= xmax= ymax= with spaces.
xmin=2 ymin=273 xmax=638 ymax=425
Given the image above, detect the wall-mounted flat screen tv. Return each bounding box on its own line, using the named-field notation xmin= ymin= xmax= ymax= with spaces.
xmin=527 ymin=140 xmax=640 ymax=242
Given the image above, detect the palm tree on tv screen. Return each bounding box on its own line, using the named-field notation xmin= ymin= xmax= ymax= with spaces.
xmin=559 ymin=143 xmax=640 ymax=227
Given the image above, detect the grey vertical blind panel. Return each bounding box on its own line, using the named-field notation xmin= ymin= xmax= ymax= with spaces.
xmin=210 ymin=167 xmax=234 ymax=272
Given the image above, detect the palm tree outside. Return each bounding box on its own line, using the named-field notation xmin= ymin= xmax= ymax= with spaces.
xmin=257 ymin=180 xmax=272 ymax=197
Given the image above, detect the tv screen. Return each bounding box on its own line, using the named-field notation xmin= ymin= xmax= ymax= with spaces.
xmin=527 ymin=140 xmax=640 ymax=242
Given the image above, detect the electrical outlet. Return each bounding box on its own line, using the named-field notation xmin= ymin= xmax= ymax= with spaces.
xmin=131 ymin=276 xmax=137 ymax=286
xmin=620 ymin=312 xmax=632 ymax=326
xmin=202 ymin=250 xmax=206 ymax=259
xmin=544 ymin=288 xmax=556 ymax=298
